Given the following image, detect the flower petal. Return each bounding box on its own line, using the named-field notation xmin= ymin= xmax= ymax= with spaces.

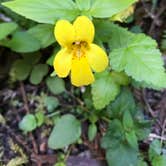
xmin=71 ymin=57 xmax=94 ymax=86
xmin=73 ymin=16 xmax=94 ymax=44
xmin=86 ymin=44 xmax=108 ymax=72
xmin=53 ymin=48 xmax=72 ymax=77
xmin=54 ymin=20 xmax=75 ymax=47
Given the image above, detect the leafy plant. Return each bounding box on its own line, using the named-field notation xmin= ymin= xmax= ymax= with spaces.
xmin=1 ymin=0 xmax=166 ymax=166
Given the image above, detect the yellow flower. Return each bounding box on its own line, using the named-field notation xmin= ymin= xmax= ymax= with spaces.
xmin=53 ymin=16 xmax=108 ymax=87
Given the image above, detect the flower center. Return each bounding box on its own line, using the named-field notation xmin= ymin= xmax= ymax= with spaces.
xmin=71 ymin=41 xmax=88 ymax=59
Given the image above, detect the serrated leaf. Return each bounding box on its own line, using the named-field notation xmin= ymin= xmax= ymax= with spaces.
xmin=92 ymin=71 xmax=120 ymax=110
xmin=27 ymin=24 xmax=55 ymax=48
xmin=0 ymin=22 xmax=18 ymax=40
xmin=110 ymin=33 xmax=166 ymax=89
xmin=46 ymin=77 xmax=65 ymax=95
xmin=44 ymin=96 xmax=59 ymax=112
xmin=106 ymin=143 xmax=138 ymax=166
xmin=3 ymin=0 xmax=79 ymax=24
xmin=19 ymin=114 xmax=37 ymax=132
xmin=90 ymin=0 xmax=137 ymax=18
xmin=30 ymin=64 xmax=49 ymax=85
xmin=88 ymin=123 xmax=97 ymax=141
xmin=6 ymin=31 xmax=41 ymax=53
xmin=11 ymin=59 xmax=32 ymax=81
xmin=48 ymin=114 xmax=81 ymax=149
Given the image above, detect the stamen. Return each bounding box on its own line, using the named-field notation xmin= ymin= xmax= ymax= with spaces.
xmin=71 ymin=41 xmax=87 ymax=59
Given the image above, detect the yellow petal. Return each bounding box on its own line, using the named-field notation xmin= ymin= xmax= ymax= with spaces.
xmin=73 ymin=16 xmax=94 ymax=44
xmin=54 ymin=20 xmax=75 ymax=47
xmin=71 ymin=57 xmax=94 ymax=87
xmin=53 ymin=48 xmax=72 ymax=77
xmin=86 ymin=44 xmax=108 ymax=72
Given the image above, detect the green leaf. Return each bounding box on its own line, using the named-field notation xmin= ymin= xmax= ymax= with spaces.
xmin=19 ymin=114 xmax=37 ymax=132
xmin=95 ymin=20 xmax=133 ymax=48
xmin=90 ymin=0 xmax=137 ymax=18
xmin=107 ymin=88 xmax=136 ymax=118
xmin=110 ymin=71 xmax=130 ymax=86
xmin=137 ymin=160 xmax=148 ymax=166
xmin=88 ymin=123 xmax=97 ymax=141
xmin=46 ymin=47 xmax=60 ymax=66
xmin=76 ymin=0 xmax=91 ymax=11
xmin=44 ymin=96 xmax=59 ymax=112
xmin=46 ymin=77 xmax=65 ymax=95
xmin=21 ymin=52 xmax=41 ymax=65
xmin=149 ymin=140 xmax=162 ymax=160
xmin=3 ymin=0 xmax=80 ymax=24
xmin=91 ymin=71 xmax=120 ymax=110
xmin=123 ymin=110 xmax=134 ymax=130
xmin=134 ymin=120 xmax=151 ymax=140
xmin=30 ymin=64 xmax=49 ymax=85
xmin=11 ymin=59 xmax=32 ymax=81
xmin=0 ymin=22 xmax=18 ymax=40
xmin=6 ymin=31 xmax=41 ymax=53
xmin=27 ymin=24 xmax=55 ymax=48
xmin=152 ymin=155 xmax=166 ymax=166
xmin=106 ymin=143 xmax=138 ymax=166
xmin=101 ymin=119 xmax=125 ymax=149
xmin=35 ymin=112 xmax=45 ymax=127
xmin=110 ymin=33 xmax=166 ymax=89
xmin=48 ymin=114 xmax=81 ymax=149
xmin=125 ymin=130 xmax=138 ymax=149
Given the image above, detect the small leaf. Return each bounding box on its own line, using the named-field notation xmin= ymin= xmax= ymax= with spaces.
xmin=19 ymin=114 xmax=37 ymax=132
xmin=88 ymin=123 xmax=97 ymax=141
xmin=149 ymin=140 xmax=162 ymax=160
xmin=11 ymin=59 xmax=32 ymax=81
xmin=6 ymin=31 xmax=41 ymax=53
xmin=152 ymin=155 xmax=166 ymax=166
xmin=48 ymin=114 xmax=81 ymax=149
xmin=30 ymin=64 xmax=49 ymax=85
xmin=44 ymin=96 xmax=59 ymax=112
xmin=92 ymin=71 xmax=120 ymax=110
xmin=22 ymin=52 xmax=41 ymax=65
xmin=46 ymin=77 xmax=65 ymax=95
xmin=125 ymin=130 xmax=138 ymax=149
xmin=106 ymin=143 xmax=138 ymax=166
xmin=35 ymin=112 xmax=45 ymax=127
xmin=108 ymin=88 xmax=136 ymax=118
xmin=137 ymin=160 xmax=148 ymax=166
xmin=27 ymin=24 xmax=55 ymax=48
xmin=0 ymin=22 xmax=18 ymax=40
xmin=101 ymin=119 xmax=125 ymax=149
xmin=123 ymin=110 xmax=134 ymax=130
